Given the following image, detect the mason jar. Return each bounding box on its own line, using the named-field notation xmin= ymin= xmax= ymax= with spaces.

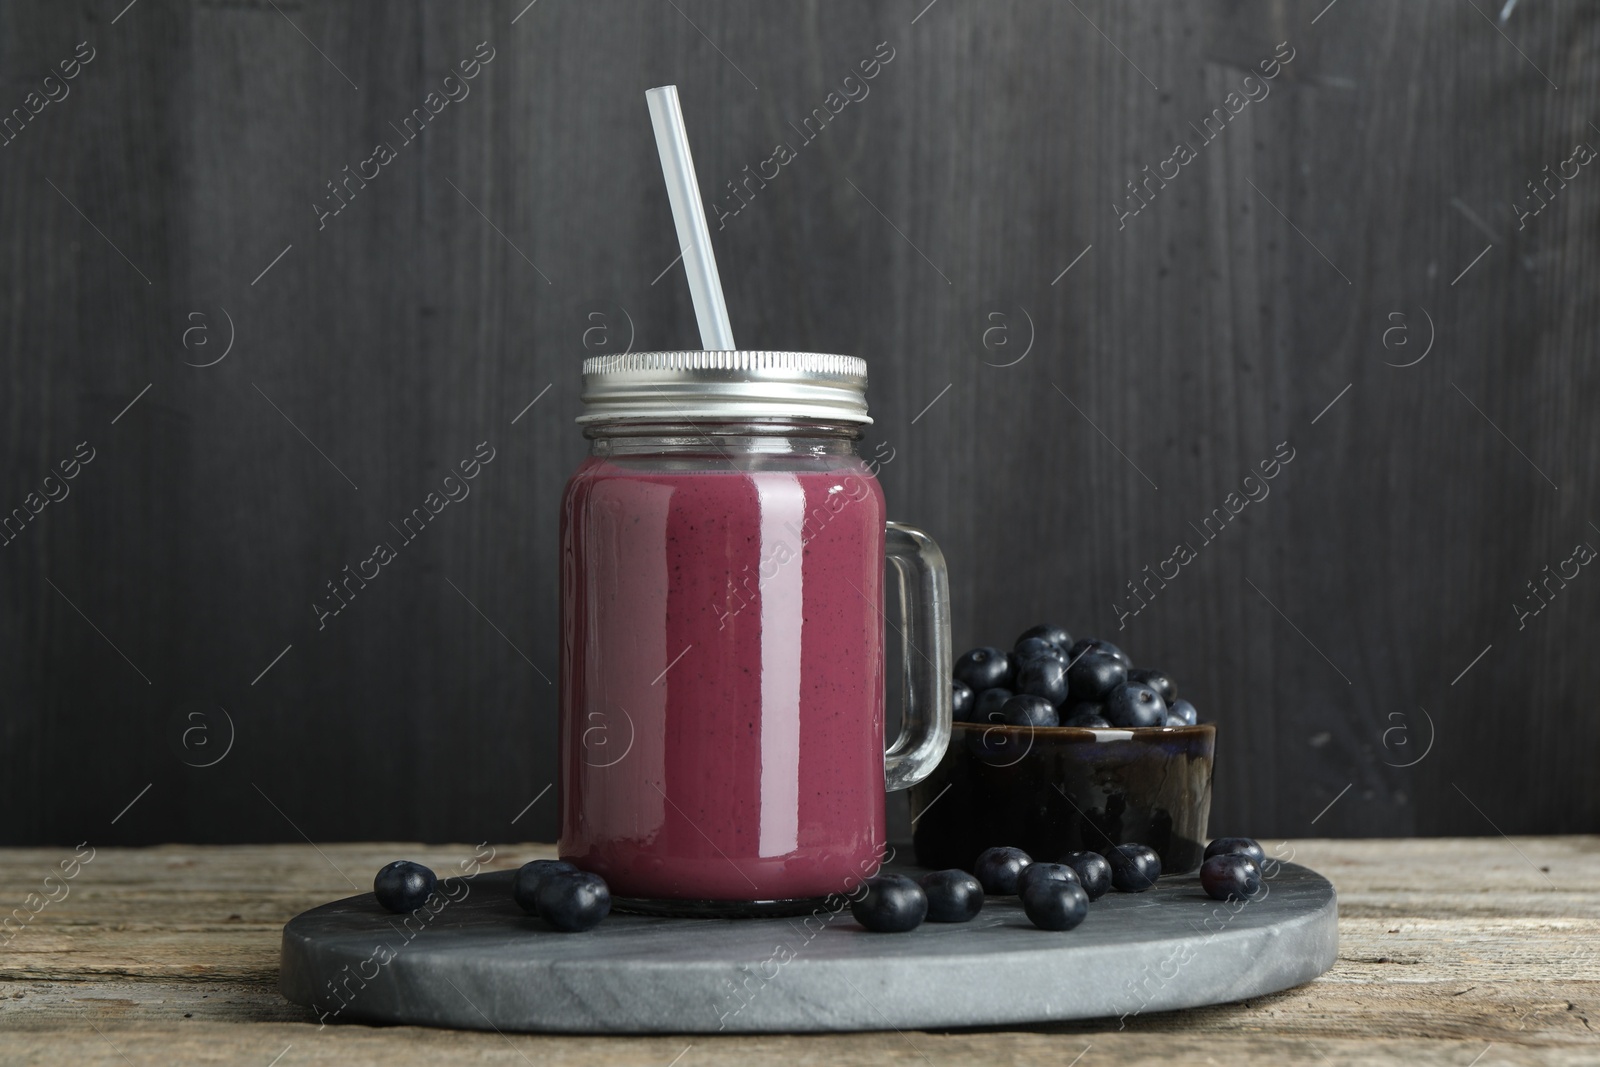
xmin=558 ymin=350 xmax=951 ymax=915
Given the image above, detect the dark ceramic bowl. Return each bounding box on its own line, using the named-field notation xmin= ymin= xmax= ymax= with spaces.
xmin=909 ymin=722 xmax=1216 ymax=876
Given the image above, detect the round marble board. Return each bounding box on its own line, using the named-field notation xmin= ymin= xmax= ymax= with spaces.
xmin=280 ymin=862 xmax=1337 ymax=1033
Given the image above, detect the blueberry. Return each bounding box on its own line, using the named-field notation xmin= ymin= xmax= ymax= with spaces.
xmin=1017 ymin=623 xmax=1073 ymax=650
xmin=1000 ymin=694 xmax=1058 ymax=728
xmin=512 ymin=859 xmax=578 ymax=914
xmin=1203 ymin=837 xmax=1265 ymax=866
xmin=1104 ymin=682 xmax=1167 ymax=728
xmin=374 ymin=860 xmax=437 ymax=913
xmin=1059 ymin=850 xmax=1114 ymax=900
xmin=1061 ymin=701 xmax=1106 ymax=724
xmin=1015 ymin=657 xmax=1069 ymax=705
xmin=851 ymin=874 xmax=927 ymax=932
xmin=1016 ymin=862 xmax=1080 ymax=897
xmin=1022 ymin=880 xmax=1090 ymax=931
xmin=1067 ymin=652 xmax=1127 ymax=701
xmin=1127 ymin=668 xmax=1176 ymax=704
xmin=1200 ymin=854 xmax=1262 ymax=901
xmin=1167 ymin=698 xmax=1199 ymax=726
xmin=918 ymin=869 xmax=984 ymax=923
xmin=973 ymin=687 xmax=1013 ymax=722
xmin=973 ymin=846 xmax=1033 ymax=894
xmin=954 ymin=647 xmax=1012 ymax=692
xmin=535 ymin=870 xmax=611 ymax=932
xmin=1014 ymin=637 xmax=1067 ymax=665
xmin=1107 ymin=843 xmax=1162 ymax=892
xmin=1068 ymin=638 xmax=1131 ymax=668
xmin=952 ymin=680 xmax=976 ymax=722
xmin=1064 ymin=711 xmax=1112 ymax=728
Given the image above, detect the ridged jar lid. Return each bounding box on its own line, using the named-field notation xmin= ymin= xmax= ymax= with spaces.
xmin=577 ymin=350 xmax=871 ymax=425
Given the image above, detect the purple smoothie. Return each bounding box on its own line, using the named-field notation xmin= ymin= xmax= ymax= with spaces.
xmin=559 ymin=454 xmax=887 ymax=901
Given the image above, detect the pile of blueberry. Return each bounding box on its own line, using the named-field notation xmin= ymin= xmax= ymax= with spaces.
xmin=852 ymin=841 xmax=1160 ymax=933
xmin=953 ymin=623 xmax=1199 ymax=729
xmin=854 ymin=834 xmax=1272 ymax=931
xmin=1200 ymin=837 xmax=1266 ymax=901
xmin=370 ymin=833 xmax=1271 ymax=936
xmin=372 ymin=858 xmax=612 ymax=933
xmin=511 ymin=859 xmax=612 ymax=931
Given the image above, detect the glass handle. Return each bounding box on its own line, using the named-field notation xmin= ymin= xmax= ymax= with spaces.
xmin=883 ymin=521 xmax=953 ymax=791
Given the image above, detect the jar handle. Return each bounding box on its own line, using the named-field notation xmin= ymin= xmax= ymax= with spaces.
xmin=883 ymin=521 xmax=953 ymax=791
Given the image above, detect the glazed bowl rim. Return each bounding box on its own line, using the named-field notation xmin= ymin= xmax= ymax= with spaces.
xmin=949 ymin=721 xmax=1216 ymax=739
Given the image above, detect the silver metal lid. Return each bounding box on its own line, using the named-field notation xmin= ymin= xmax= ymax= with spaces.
xmin=577 ymin=350 xmax=871 ymax=425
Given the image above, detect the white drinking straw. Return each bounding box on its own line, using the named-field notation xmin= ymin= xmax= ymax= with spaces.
xmin=645 ymin=85 xmax=736 ymax=351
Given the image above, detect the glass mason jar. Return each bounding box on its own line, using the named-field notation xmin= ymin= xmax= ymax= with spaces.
xmin=558 ymin=351 xmax=951 ymax=915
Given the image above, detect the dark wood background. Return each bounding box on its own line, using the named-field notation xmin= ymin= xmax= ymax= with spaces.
xmin=5 ymin=0 xmax=1596 ymax=847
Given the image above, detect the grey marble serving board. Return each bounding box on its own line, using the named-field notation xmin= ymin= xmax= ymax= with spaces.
xmin=280 ymin=863 xmax=1337 ymax=1033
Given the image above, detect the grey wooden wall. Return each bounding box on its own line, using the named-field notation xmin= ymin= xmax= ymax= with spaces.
xmin=4 ymin=0 xmax=1596 ymax=847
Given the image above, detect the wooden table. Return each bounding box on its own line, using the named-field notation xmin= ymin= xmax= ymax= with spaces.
xmin=2 ymin=838 xmax=1595 ymax=1065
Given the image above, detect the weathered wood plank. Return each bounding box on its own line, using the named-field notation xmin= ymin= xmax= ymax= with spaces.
xmin=1 ymin=839 xmax=1595 ymax=1064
